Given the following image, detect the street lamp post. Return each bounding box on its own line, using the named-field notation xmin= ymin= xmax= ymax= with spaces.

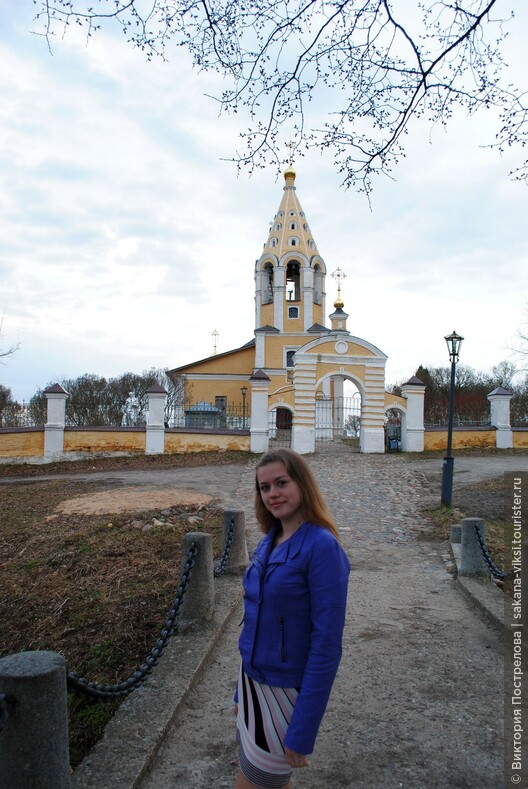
xmin=440 ymin=331 xmax=464 ymax=507
xmin=241 ymin=385 xmax=248 ymax=429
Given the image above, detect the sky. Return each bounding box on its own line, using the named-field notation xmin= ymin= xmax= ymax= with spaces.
xmin=0 ymin=0 xmax=527 ymax=403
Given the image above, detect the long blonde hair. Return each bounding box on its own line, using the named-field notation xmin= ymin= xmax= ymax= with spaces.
xmin=254 ymin=448 xmax=339 ymax=539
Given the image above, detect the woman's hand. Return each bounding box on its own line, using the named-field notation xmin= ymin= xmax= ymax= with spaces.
xmin=284 ymin=747 xmax=310 ymax=769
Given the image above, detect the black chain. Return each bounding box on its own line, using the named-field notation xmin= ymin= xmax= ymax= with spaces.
xmin=214 ymin=515 xmax=236 ymax=577
xmin=67 ymin=542 xmax=198 ymax=702
xmin=473 ymin=523 xmax=505 ymax=580
xmin=0 ymin=693 xmax=15 ymax=735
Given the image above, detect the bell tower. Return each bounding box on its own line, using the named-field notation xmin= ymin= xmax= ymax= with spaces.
xmin=255 ymin=167 xmax=326 ymax=332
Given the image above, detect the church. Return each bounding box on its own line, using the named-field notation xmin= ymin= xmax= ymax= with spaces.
xmin=167 ymin=167 xmax=425 ymax=454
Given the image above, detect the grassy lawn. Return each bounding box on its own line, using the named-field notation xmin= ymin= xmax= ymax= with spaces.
xmin=0 ymin=451 xmax=247 ymax=766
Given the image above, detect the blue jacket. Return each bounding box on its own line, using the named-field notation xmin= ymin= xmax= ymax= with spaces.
xmin=238 ymin=521 xmax=350 ymax=755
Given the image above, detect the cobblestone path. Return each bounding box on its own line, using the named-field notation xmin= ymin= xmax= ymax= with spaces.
xmin=140 ymin=448 xmax=504 ymax=789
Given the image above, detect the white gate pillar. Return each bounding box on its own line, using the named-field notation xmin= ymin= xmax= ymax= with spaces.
xmin=146 ymin=384 xmax=167 ymax=454
xmin=401 ymin=376 xmax=426 ymax=452
xmin=44 ymin=384 xmax=69 ymax=457
xmin=487 ymin=386 xmax=513 ymax=449
xmin=291 ymin=353 xmax=317 ymax=454
xmin=249 ymin=370 xmax=271 ymax=453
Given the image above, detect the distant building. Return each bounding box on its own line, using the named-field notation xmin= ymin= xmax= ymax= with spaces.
xmin=167 ymin=167 xmax=423 ymax=453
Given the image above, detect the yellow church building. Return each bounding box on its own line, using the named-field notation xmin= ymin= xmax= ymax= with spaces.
xmin=167 ymin=167 xmax=425 ymax=454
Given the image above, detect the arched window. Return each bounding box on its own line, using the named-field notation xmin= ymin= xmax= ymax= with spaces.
xmin=262 ymin=263 xmax=274 ymax=304
xmin=275 ymin=223 xmax=282 ymax=230
xmin=314 ymin=263 xmax=323 ymax=304
xmin=270 ymin=237 xmax=278 ymax=247
xmin=289 ymin=222 xmax=296 ymax=230
xmin=289 ymin=237 xmax=299 ymax=246
xmin=286 ymin=261 xmax=300 ymax=301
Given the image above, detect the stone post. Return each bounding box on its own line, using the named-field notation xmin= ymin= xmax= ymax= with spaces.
xmin=459 ymin=517 xmax=491 ymax=577
xmin=44 ymin=384 xmax=69 ymax=458
xmin=0 ymin=651 xmax=71 ymax=788
xmin=400 ymin=376 xmax=426 ymax=452
xmin=487 ymin=386 xmax=513 ymax=449
xmin=146 ymin=384 xmax=167 ymax=454
xmin=178 ymin=532 xmax=214 ymax=631
xmin=222 ymin=510 xmax=249 ymax=573
xmin=249 ymin=370 xmax=271 ymax=453
xmin=291 ymin=353 xmax=317 ymax=454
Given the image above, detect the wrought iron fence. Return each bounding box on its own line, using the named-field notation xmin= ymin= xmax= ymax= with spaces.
xmin=167 ymin=402 xmax=250 ymax=430
xmin=424 ymin=417 xmax=492 ymax=428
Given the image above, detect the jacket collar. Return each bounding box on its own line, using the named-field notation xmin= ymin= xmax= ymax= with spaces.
xmin=264 ymin=521 xmax=311 ymax=563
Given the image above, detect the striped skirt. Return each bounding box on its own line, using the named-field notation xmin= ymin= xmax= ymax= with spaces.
xmin=236 ymin=666 xmax=298 ymax=788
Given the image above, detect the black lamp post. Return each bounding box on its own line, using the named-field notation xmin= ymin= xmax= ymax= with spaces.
xmin=241 ymin=385 xmax=248 ymax=429
xmin=440 ymin=330 xmax=464 ymax=507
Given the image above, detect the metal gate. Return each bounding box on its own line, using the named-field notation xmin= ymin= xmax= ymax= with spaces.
xmin=315 ymin=395 xmax=361 ymax=448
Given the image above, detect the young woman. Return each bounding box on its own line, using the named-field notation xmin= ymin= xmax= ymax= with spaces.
xmin=234 ymin=449 xmax=350 ymax=789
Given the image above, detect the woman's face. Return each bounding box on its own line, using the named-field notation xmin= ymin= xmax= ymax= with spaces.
xmin=256 ymin=461 xmax=304 ymax=529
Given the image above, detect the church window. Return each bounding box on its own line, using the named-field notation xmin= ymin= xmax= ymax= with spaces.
xmin=289 ymin=237 xmax=299 ymax=246
xmin=277 ymin=211 xmax=284 ymax=217
xmin=289 ymin=222 xmax=296 ymax=230
xmin=308 ymin=239 xmax=315 ymax=249
xmin=270 ymin=237 xmax=278 ymax=247
xmin=288 ymin=306 xmax=299 ymax=319
xmin=286 ymin=350 xmax=296 ymax=367
xmin=215 ymin=396 xmax=227 ymax=412
xmin=275 ymin=223 xmax=282 ymax=230
xmin=289 ymin=211 xmax=296 ymax=216
xmin=286 ymin=261 xmax=300 ymax=300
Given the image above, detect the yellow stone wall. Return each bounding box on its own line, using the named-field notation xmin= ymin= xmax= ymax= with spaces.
xmin=0 ymin=430 xmax=44 ymax=458
xmin=64 ymin=430 xmax=146 ymax=453
xmin=424 ymin=430 xmax=496 ymax=451
xmin=165 ymin=432 xmax=250 ymax=453
xmin=513 ymin=431 xmax=528 ymax=448
xmin=179 ymin=345 xmax=254 ymax=375
xmin=385 ymin=392 xmax=407 ymax=410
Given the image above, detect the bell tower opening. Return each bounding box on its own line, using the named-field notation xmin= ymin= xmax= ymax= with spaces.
xmin=286 ymin=261 xmax=300 ymax=301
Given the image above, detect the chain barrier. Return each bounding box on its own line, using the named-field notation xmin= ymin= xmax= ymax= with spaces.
xmin=214 ymin=514 xmax=236 ymax=578
xmin=0 ymin=693 xmax=15 ymax=735
xmin=67 ymin=542 xmax=198 ymax=702
xmin=473 ymin=523 xmax=506 ymax=580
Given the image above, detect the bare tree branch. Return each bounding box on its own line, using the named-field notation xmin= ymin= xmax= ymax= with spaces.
xmin=32 ymin=0 xmax=528 ymax=191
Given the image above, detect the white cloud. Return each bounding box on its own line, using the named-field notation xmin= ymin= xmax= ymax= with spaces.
xmin=0 ymin=0 xmax=527 ymax=401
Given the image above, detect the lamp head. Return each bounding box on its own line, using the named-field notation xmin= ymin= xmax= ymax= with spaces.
xmin=445 ymin=331 xmax=463 ymax=363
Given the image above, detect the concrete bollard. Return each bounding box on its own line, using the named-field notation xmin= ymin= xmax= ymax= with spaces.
xmin=459 ymin=517 xmax=491 ymax=577
xmin=222 ymin=510 xmax=249 ymax=574
xmin=0 ymin=650 xmax=71 ymax=788
xmin=450 ymin=524 xmax=461 ymax=544
xmin=178 ymin=532 xmax=214 ymax=631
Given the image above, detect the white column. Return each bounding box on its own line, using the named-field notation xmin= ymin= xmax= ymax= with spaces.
xmin=487 ymin=387 xmax=513 ymax=449
xmin=360 ymin=366 xmax=386 ymax=453
xmin=250 ymin=371 xmax=271 ymax=453
xmin=291 ymin=355 xmax=316 ymax=454
xmin=401 ymin=379 xmax=426 ymax=452
xmin=44 ymin=384 xmax=69 ymax=457
xmin=274 ymin=267 xmax=285 ymax=330
xmin=146 ymin=385 xmax=167 ymax=454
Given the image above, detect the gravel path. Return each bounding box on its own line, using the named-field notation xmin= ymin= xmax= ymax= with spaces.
xmin=138 ymin=448 xmax=512 ymax=789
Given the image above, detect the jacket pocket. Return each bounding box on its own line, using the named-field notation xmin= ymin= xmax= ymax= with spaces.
xmin=279 ymin=615 xmax=286 ymax=662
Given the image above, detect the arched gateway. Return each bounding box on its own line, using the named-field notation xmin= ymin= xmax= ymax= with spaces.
xmin=167 ymin=167 xmax=425 ymax=454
